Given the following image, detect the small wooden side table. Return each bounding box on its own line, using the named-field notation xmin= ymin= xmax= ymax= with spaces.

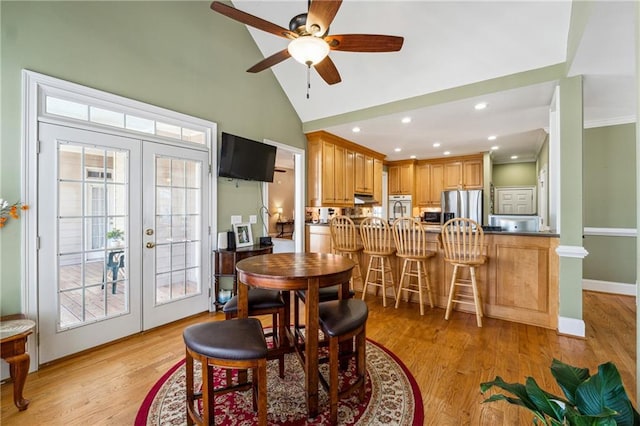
xmin=1 ymin=314 xmax=35 ymax=411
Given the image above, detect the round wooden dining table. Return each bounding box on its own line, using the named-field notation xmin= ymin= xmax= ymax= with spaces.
xmin=235 ymin=252 xmax=354 ymax=419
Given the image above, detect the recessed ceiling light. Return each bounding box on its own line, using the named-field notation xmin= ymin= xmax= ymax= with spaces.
xmin=401 ymin=117 xmax=412 ymax=124
xmin=511 ymin=155 xmax=518 ymax=160
xmin=433 ymin=142 xmax=441 ymax=148
xmin=410 ymin=155 xmax=416 ymax=159
xmin=488 ymin=135 xmax=497 ymax=141
xmin=444 ymin=151 xmax=451 ymax=155
xmin=474 ymin=102 xmax=488 ymax=110
xmin=491 ymin=146 xmax=499 ymax=150
xmin=394 ymin=148 xmax=402 ymax=152
xmin=352 ymin=126 xmax=360 ymax=133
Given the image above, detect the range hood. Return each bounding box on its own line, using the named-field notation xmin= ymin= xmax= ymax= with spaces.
xmin=354 ymin=194 xmax=376 ymax=205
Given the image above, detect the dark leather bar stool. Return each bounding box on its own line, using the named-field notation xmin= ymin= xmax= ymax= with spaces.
xmin=183 ymin=319 xmax=268 ymax=426
xmin=293 ymin=286 xmax=355 ymax=347
xmin=318 ymin=299 xmax=368 ymax=425
xmin=223 ymin=289 xmax=286 ymax=378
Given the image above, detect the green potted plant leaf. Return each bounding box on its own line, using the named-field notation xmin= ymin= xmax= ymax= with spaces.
xmin=106 ymin=228 xmax=124 ymax=247
xmin=481 ymin=358 xmax=639 ymax=425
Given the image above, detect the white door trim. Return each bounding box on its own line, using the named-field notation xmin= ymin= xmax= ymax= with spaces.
xmin=21 ymin=70 xmax=217 ymax=370
xmin=262 ymin=139 xmax=306 ymax=253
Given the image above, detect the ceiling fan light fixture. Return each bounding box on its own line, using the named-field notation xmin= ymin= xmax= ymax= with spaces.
xmin=288 ymin=36 xmax=330 ymax=66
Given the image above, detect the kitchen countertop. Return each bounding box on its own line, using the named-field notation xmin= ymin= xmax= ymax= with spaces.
xmin=305 ymin=221 xmax=559 ymax=237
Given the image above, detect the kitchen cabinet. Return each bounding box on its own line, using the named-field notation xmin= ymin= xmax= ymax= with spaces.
xmin=334 ymin=145 xmax=355 ymax=205
xmin=305 ymin=224 xmax=332 ymax=253
xmin=444 ymin=161 xmax=463 ymax=189
xmin=416 ymin=162 xmax=444 ymax=206
xmin=321 ymin=141 xmax=336 ymax=204
xmin=444 ymin=157 xmax=483 ymax=190
xmin=462 ymin=158 xmax=483 ymax=189
xmin=355 ymin=152 xmax=374 ymax=195
xmin=373 ymin=158 xmax=383 ymax=203
xmin=306 ymin=131 xmax=384 ymax=207
xmin=388 ymin=161 xmax=415 ymax=195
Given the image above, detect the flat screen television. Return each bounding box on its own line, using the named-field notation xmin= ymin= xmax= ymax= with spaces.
xmin=218 ymin=132 xmax=277 ymax=182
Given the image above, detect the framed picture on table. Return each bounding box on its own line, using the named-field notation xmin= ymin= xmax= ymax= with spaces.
xmin=233 ymin=223 xmax=253 ymax=248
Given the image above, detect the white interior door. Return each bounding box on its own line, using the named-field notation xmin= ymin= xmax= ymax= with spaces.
xmin=38 ymin=123 xmax=142 ymax=363
xmin=495 ymin=187 xmax=536 ymax=214
xmin=141 ymin=143 xmax=210 ymax=329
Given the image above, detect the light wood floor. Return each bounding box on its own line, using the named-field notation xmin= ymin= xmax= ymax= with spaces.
xmin=1 ymin=290 xmax=636 ymax=425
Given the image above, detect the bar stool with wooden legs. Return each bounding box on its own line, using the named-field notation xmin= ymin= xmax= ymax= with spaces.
xmin=359 ymin=217 xmax=397 ymax=307
xmin=329 ymin=216 xmax=363 ymax=292
xmin=183 ymin=318 xmax=268 ymax=426
xmin=391 ymin=217 xmax=436 ymax=315
xmin=441 ymin=218 xmax=486 ymax=327
xmin=318 ymin=299 xmax=368 ymax=425
xmin=222 ymin=288 xmax=287 ymax=379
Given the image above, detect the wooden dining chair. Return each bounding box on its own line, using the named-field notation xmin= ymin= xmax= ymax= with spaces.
xmin=441 ymin=217 xmax=486 ymax=327
xmin=329 ymin=216 xmax=363 ymax=291
xmin=359 ymin=217 xmax=396 ymax=307
xmin=391 ymin=217 xmax=436 ymax=315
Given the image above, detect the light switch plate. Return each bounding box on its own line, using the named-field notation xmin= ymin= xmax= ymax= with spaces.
xmin=249 ymin=215 xmax=257 ymax=224
xmin=231 ymin=215 xmax=242 ymax=224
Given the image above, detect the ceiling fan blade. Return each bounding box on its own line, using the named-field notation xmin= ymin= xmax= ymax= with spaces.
xmin=211 ymin=1 xmax=297 ymax=39
xmin=325 ymin=34 xmax=404 ymax=52
xmin=306 ymin=0 xmax=342 ymax=36
xmin=247 ymin=49 xmax=291 ymax=73
xmin=314 ymin=56 xmax=341 ymax=85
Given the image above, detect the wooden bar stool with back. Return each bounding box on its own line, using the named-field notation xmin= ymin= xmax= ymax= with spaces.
xmin=391 ymin=217 xmax=437 ymax=315
xmin=359 ymin=217 xmax=397 ymax=307
xmin=440 ymin=217 xmax=487 ymax=327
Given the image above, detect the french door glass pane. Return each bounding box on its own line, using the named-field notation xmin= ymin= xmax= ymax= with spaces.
xmin=57 ymin=142 xmax=129 ymax=329
xmin=154 ymin=156 xmax=202 ymax=304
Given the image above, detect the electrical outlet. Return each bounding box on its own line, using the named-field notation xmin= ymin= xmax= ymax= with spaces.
xmin=249 ymin=215 xmax=257 ymax=224
xmin=231 ymin=215 xmax=242 ymax=224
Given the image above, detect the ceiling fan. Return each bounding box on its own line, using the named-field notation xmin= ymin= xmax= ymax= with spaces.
xmin=210 ymin=0 xmax=404 ymax=86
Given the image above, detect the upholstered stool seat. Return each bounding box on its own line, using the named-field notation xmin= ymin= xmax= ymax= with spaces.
xmin=295 ymin=286 xmax=356 ymax=303
xmin=183 ymin=319 xmax=268 ymax=426
xmin=318 ymin=299 xmax=368 ymax=424
xmin=223 ymin=289 xmax=286 ymax=378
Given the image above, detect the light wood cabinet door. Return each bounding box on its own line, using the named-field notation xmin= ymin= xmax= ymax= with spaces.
xmin=388 ymin=163 xmax=414 ymax=195
xmin=344 ymin=149 xmax=355 ymax=205
xmin=416 ymin=163 xmax=431 ymax=206
xmin=373 ymin=158 xmax=383 ymax=203
xmin=305 ymin=225 xmax=332 ymax=253
xmin=321 ymin=141 xmax=336 ymax=204
xmin=334 ymin=145 xmax=346 ymax=203
xmin=355 ymin=152 xmax=374 ymax=195
xmin=430 ymin=163 xmax=444 ymax=204
xmin=388 ymin=165 xmax=401 ymax=194
xmin=399 ymin=163 xmax=414 ymax=194
xmin=444 ymin=161 xmax=462 ymax=189
xmin=463 ymin=159 xmax=483 ymax=189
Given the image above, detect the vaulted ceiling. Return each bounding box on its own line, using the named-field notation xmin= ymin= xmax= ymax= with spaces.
xmin=227 ymin=1 xmax=637 ymax=165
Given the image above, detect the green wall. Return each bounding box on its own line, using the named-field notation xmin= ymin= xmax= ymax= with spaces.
xmin=583 ymin=123 xmax=637 ymax=284
xmin=0 ymin=1 xmax=306 ymax=315
xmin=583 ymin=124 xmax=636 ymax=227
xmin=492 ymin=162 xmax=537 ymax=187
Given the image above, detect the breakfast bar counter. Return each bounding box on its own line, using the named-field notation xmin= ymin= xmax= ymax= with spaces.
xmin=306 ymin=222 xmax=559 ymax=329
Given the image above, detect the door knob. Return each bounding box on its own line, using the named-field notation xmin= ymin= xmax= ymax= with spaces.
xmin=145 ymin=229 xmax=154 ymax=236
xmin=146 ymin=242 xmax=155 ymax=249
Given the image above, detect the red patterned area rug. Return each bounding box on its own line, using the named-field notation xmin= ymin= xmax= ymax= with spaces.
xmin=135 ymin=339 xmax=423 ymax=425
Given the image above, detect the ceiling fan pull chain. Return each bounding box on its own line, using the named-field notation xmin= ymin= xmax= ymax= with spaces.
xmin=306 ymin=63 xmax=311 ymax=99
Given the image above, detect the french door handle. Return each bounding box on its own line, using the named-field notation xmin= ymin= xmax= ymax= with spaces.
xmin=146 ymin=242 xmax=155 ymax=249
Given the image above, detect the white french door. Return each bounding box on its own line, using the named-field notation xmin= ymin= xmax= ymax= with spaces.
xmin=141 ymin=142 xmax=210 ymax=329
xmin=38 ymin=123 xmax=209 ymax=363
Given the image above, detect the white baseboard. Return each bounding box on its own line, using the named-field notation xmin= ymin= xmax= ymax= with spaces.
xmin=558 ymin=316 xmax=586 ymax=337
xmin=582 ymin=279 xmax=636 ymax=296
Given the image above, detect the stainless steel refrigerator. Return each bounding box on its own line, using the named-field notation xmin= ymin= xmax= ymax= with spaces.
xmin=441 ymin=189 xmax=483 ymax=224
